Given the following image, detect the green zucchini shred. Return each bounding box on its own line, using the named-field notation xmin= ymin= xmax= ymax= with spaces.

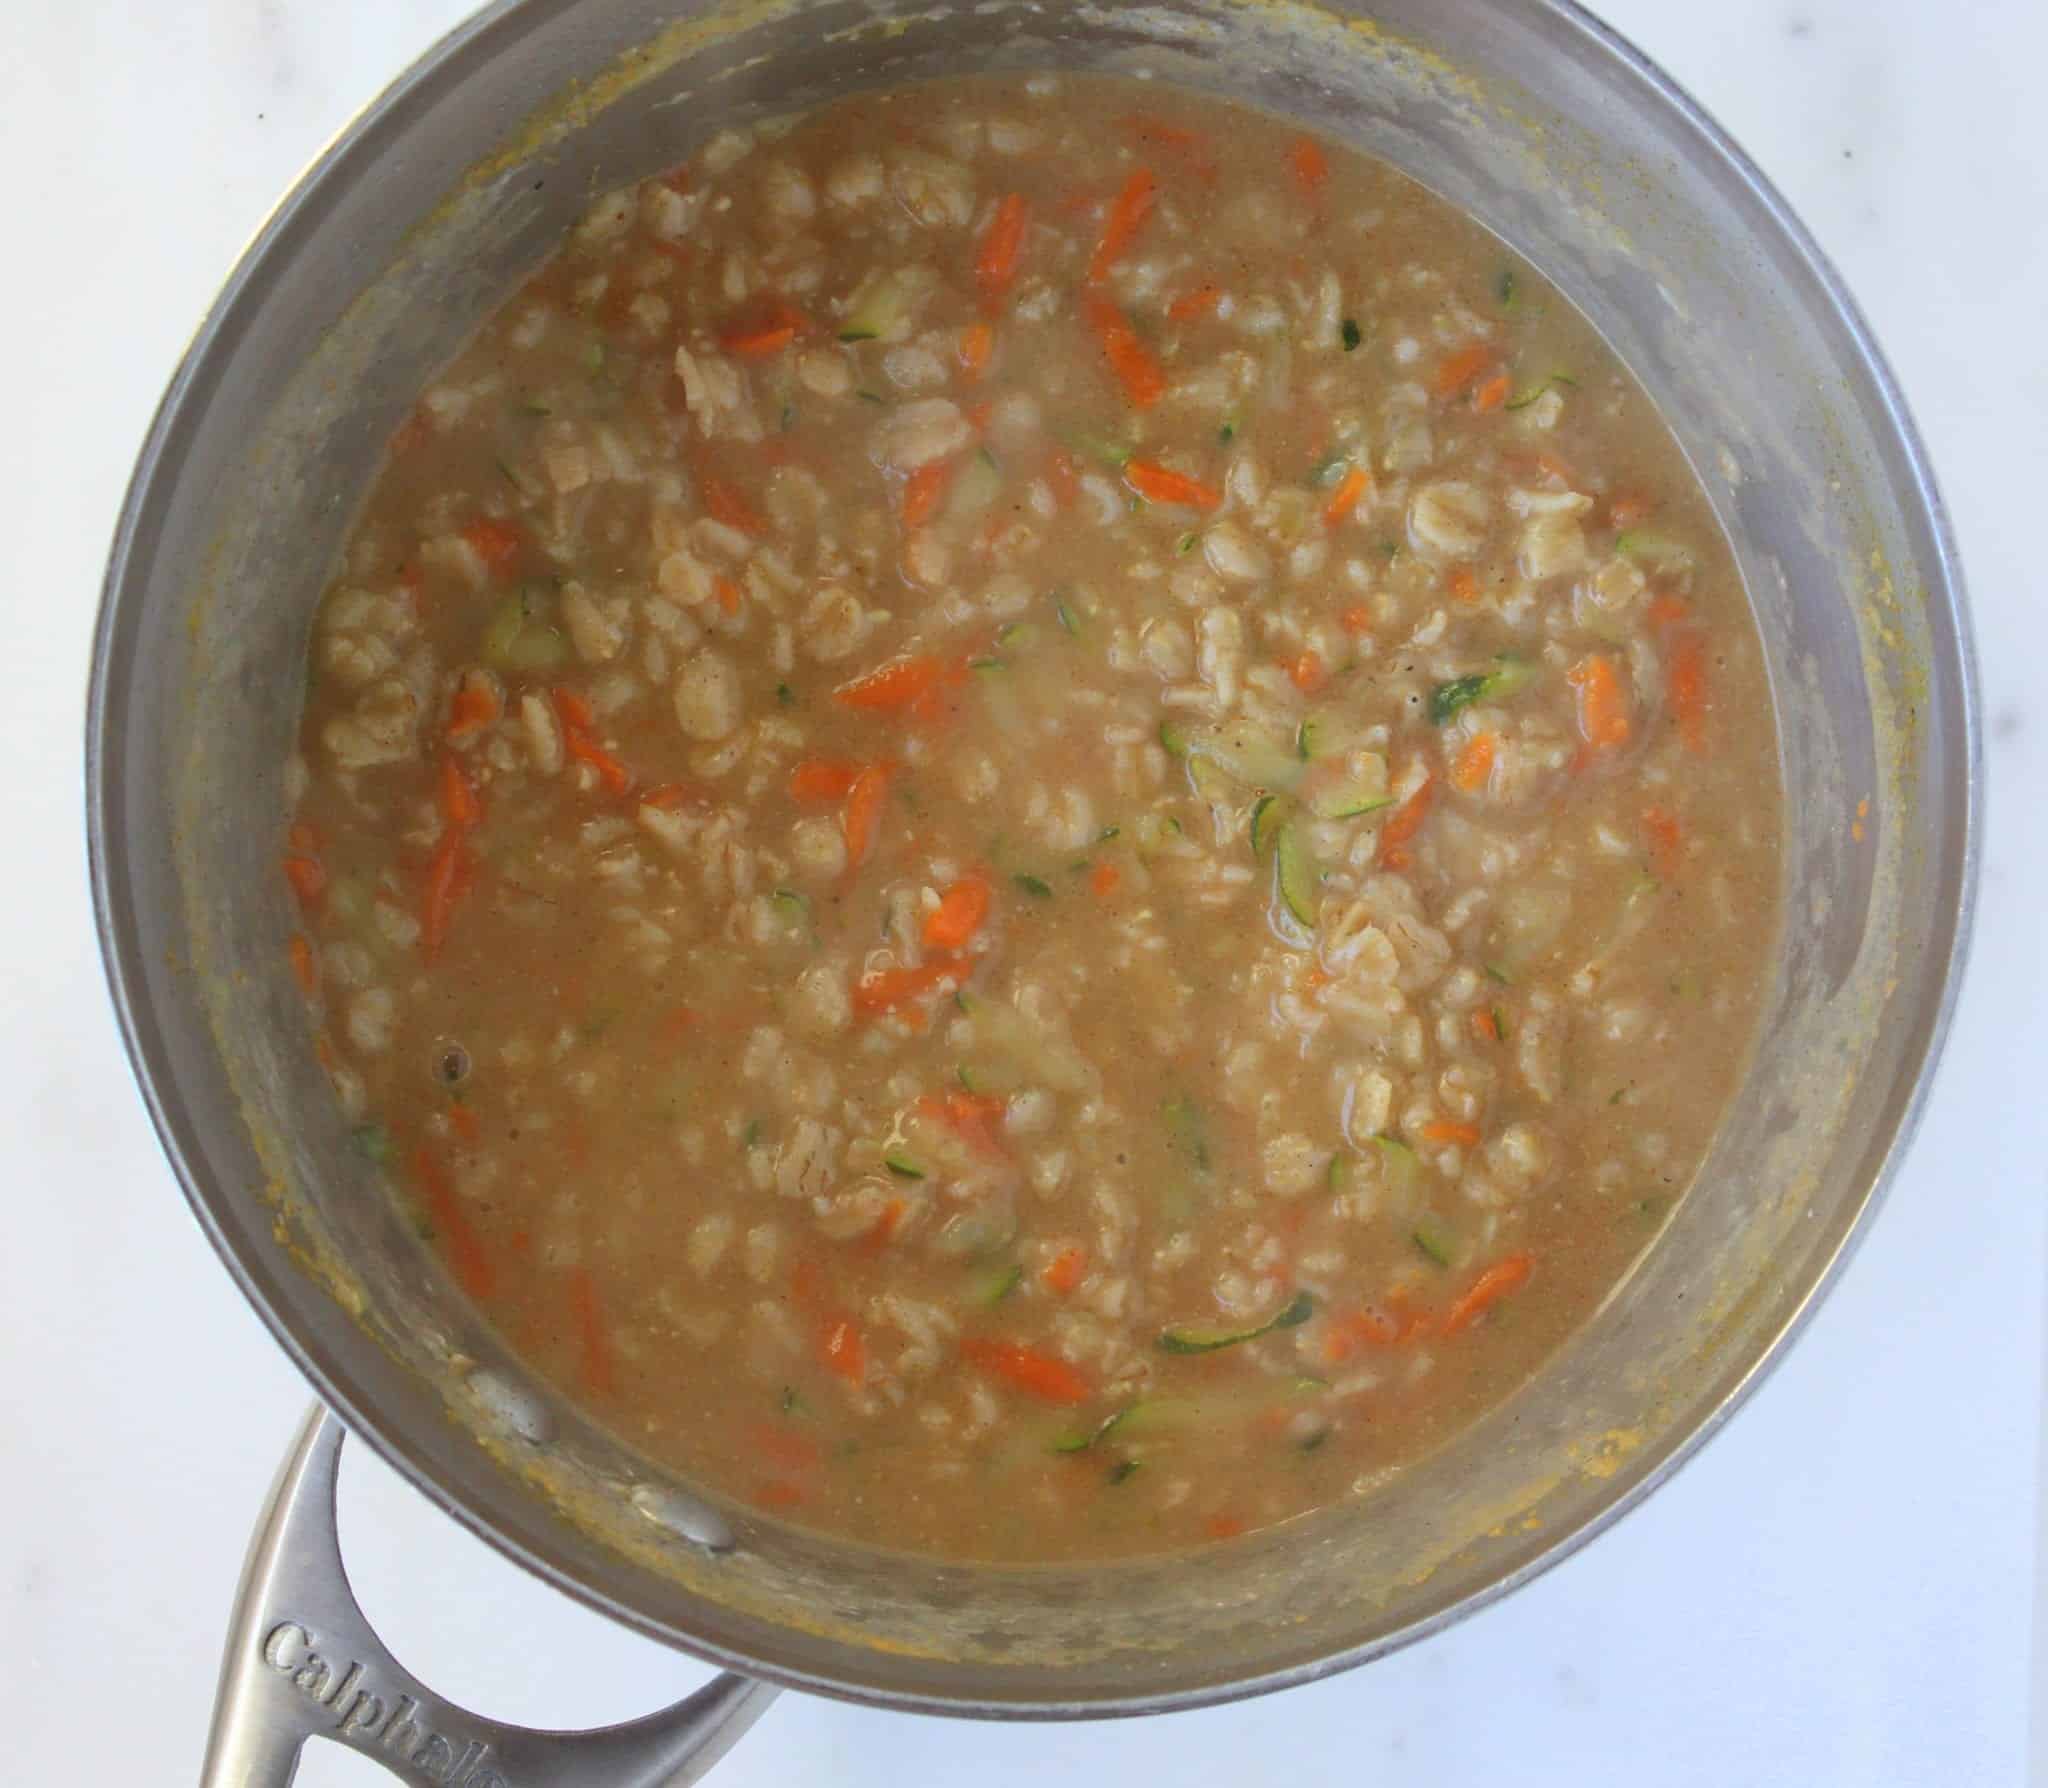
xmin=1159 ymin=1290 xmax=1315 ymax=1355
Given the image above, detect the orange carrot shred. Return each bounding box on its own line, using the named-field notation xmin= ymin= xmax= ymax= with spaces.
xmin=1168 ymin=282 xmax=1223 ymax=322
xmin=960 ymin=1337 xmax=1092 ymax=1405
xmin=1289 ymin=651 xmax=1329 ymax=694
xmin=835 ymin=655 xmax=951 ymax=712
xmin=1378 ymin=776 xmax=1436 ymax=869
xmin=842 ymin=761 xmax=895 ymax=874
xmin=1205 ymin=1514 xmax=1247 ymax=1541
xmin=700 ymin=475 xmax=766 ymax=536
xmin=1452 ymin=731 xmax=1497 ymax=793
xmin=1420 ymin=1119 xmax=1482 ymax=1147
xmin=1087 ymin=168 xmax=1158 ymax=284
xmin=975 ymin=192 xmax=1030 ymax=307
xmin=757 ymin=1480 xmax=807 ymax=1510
xmin=923 ymin=876 xmax=993 ymax=952
xmin=852 ymin=958 xmax=959 ymax=1018
xmin=1443 ymin=1253 xmax=1534 ymax=1335
xmin=1665 ymin=631 xmax=1710 ymax=753
xmin=713 ymin=575 xmax=744 ymax=616
xmin=717 ymin=298 xmax=808 ymax=358
xmin=287 ymin=933 xmax=318 ymax=996
xmin=282 ymin=855 xmax=327 ymax=907
xmin=1470 ymin=1008 xmax=1501 ymax=1044
xmin=1447 ymin=567 xmax=1480 ymax=604
xmin=1124 ymin=457 xmax=1220 ymax=509
xmin=460 ymin=516 xmax=524 ymax=579
xmin=552 ymin=689 xmax=633 ymax=797
xmin=566 ymin=1266 xmax=616 ymax=1394
xmin=1432 ymin=342 xmax=1496 ymax=400
xmin=1043 ymin=1247 xmax=1087 ymax=1295
xmin=1341 ymin=604 xmax=1374 ymax=637
xmin=1089 ymin=861 xmax=1121 ymax=897
xmin=287 ymin=820 xmax=321 ymax=854
xmin=1086 ymin=296 xmax=1168 ymax=409
xmin=1472 ymin=372 xmax=1511 ymax=413
xmin=821 ymin=1317 xmax=868 ymax=1386
xmin=448 ymin=1101 xmax=481 ymax=1145
xmin=959 ymin=321 xmax=995 ymax=378
xmin=749 ymin=1420 xmax=824 ymax=1474
xmin=1567 ymin=654 xmax=1632 ymax=754
xmin=1322 ymin=465 xmax=1371 ymax=527
xmin=788 ymin=758 xmax=864 ymax=803
xmin=1642 ymin=804 xmax=1684 ymax=880
xmin=446 ymin=680 xmax=501 ymax=742
xmin=901 ymin=460 xmax=954 ymax=530
xmin=1287 ymin=135 xmax=1330 ymax=195
xmin=411 ymin=1145 xmax=494 ymax=1301
xmin=1047 ymin=449 xmax=1081 ymax=508
xmin=1609 ymin=493 xmax=1653 ymax=528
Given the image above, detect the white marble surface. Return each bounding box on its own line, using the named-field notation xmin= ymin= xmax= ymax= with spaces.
xmin=5 ymin=2 xmax=2045 ymax=1782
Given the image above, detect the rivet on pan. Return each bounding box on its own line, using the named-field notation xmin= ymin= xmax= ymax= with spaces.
xmin=464 ymin=1367 xmax=556 ymax=1445
xmin=631 ymin=1482 xmax=736 ymax=1555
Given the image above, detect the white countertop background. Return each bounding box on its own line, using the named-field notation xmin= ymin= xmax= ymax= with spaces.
xmin=6 ymin=2 xmax=2045 ymax=1781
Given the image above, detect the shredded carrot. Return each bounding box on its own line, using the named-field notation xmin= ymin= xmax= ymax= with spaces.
xmin=1420 ymin=1118 xmax=1482 ymax=1147
xmin=787 ymin=758 xmax=863 ymax=803
xmin=835 ymin=654 xmax=951 ymax=712
xmin=1341 ymin=604 xmax=1374 ymax=637
xmin=1447 ymin=567 xmax=1480 ymax=604
xmin=901 ymin=459 xmax=954 ymax=529
xmin=1124 ymin=457 xmax=1220 ymax=509
xmin=566 ymin=1267 xmax=616 ymax=1394
xmin=564 ymin=729 xmax=632 ymax=796
xmin=1432 ymin=342 xmax=1496 ymax=400
xmin=287 ymin=933 xmax=318 ymax=996
xmin=1205 ymin=1514 xmax=1247 ymax=1542
xmin=975 ymin=192 xmax=1030 ymax=307
xmin=446 ymin=679 xmax=501 ymax=741
xmin=1378 ymin=776 xmax=1436 ymax=869
xmin=757 ymin=1480 xmax=807 ymax=1510
xmin=460 ymin=516 xmax=524 ymax=579
xmin=1286 ymin=134 xmax=1330 ymax=195
xmin=1443 ymin=1252 xmax=1534 ymax=1335
xmin=1472 ymin=371 xmax=1511 ymax=414
xmin=1322 ymin=465 xmax=1372 ymax=527
xmin=1086 ymin=296 xmax=1167 ymax=409
xmin=853 ymin=958 xmax=959 ymax=1018
xmin=923 ymin=876 xmax=993 ymax=952
xmin=821 ymin=1317 xmax=868 ymax=1386
xmin=420 ymin=831 xmax=467 ymax=960
xmin=552 ymin=689 xmax=633 ymax=797
xmin=1320 ymin=1305 xmax=1426 ymax=1364
xmin=411 ymin=1145 xmax=494 ymax=1301
xmin=699 ymin=475 xmax=766 ymax=536
xmin=448 ymin=1101 xmax=481 ymax=1145
xmin=958 ymin=321 xmax=995 ymax=379
xmin=1168 ymin=282 xmax=1223 ymax=322
xmin=960 ymin=1338 xmax=1092 ymax=1405
xmin=859 ymin=1199 xmax=908 ymax=1254
xmin=1047 ymin=449 xmax=1081 ymax=509
xmin=748 ymin=1420 xmax=823 ymax=1475
xmin=918 ymin=1089 xmax=1007 ymax=1155
xmin=1642 ymin=804 xmax=1683 ymax=881
xmin=1665 ymin=630 xmax=1709 ymax=753
xmin=1470 ymin=1008 xmax=1501 ymax=1044
xmin=1648 ymin=593 xmax=1690 ymax=627
xmin=1567 ymin=653 xmax=1632 ymax=754
xmin=1609 ymin=493 xmax=1653 ymax=528
xmin=282 ymin=855 xmax=326 ymax=907
xmin=1288 ymin=651 xmax=1329 ymax=695
xmin=1452 ymin=731 xmax=1496 ymax=794
xmin=1089 ymin=861 xmax=1121 ymax=897
xmin=287 ymin=820 xmax=321 ymax=854
xmin=640 ymin=782 xmax=702 ymax=811
xmin=1043 ymin=1247 xmax=1088 ymax=1295
xmin=717 ymin=298 xmax=808 ymax=358
xmin=841 ymin=761 xmax=895 ymax=873
xmin=713 ymin=574 xmax=744 ymax=616
xmin=1086 ymin=167 xmax=1158 ymax=284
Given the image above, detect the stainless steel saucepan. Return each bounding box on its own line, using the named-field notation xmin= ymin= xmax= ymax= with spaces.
xmin=86 ymin=2 xmax=1978 ymax=1782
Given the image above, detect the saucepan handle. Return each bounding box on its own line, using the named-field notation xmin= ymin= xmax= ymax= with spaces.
xmin=200 ymin=1405 xmax=779 ymax=1787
